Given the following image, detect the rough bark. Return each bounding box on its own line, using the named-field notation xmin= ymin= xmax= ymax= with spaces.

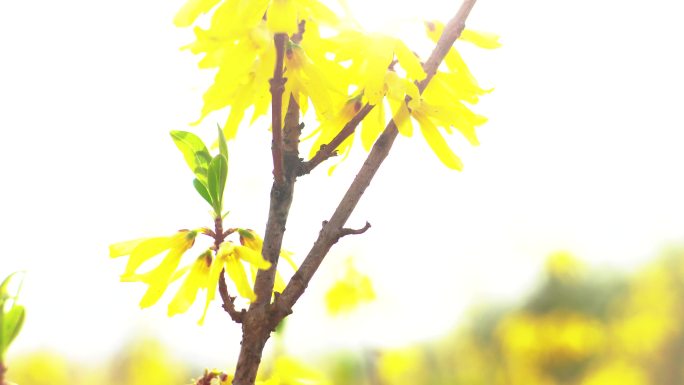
xmin=233 ymin=98 xmax=300 ymax=385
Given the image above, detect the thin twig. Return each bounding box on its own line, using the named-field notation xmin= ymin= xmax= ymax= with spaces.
xmin=298 ymin=103 xmax=374 ymax=176
xmin=218 ymin=272 xmax=245 ymax=323
xmin=340 ymin=221 xmax=371 ymax=238
xmin=213 ymin=218 xmax=243 ymax=322
xmin=273 ymin=0 xmax=479 ymax=322
xmin=270 ymin=33 xmax=288 ymax=185
xmin=291 ymin=20 xmax=306 ymax=44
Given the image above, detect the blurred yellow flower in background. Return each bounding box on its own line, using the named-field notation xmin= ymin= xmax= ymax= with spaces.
xmin=261 ymin=356 xmax=333 ymax=385
xmin=325 ymin=258 xmax=375 ymax=316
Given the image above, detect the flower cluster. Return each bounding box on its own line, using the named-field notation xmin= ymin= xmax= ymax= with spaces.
xmin=110 ymin=229 xmax=293 ymax=324
xmin=110 ymin=129 xmax=297 ymax=324
xmin=175 ymin=0 xmax=498 ymax=171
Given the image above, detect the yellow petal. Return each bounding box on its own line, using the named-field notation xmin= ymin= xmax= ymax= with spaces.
xmin=459 ymin=29 xmax=502 ymax=49
xmin=225 ymin=255 xmax=256 ymax=301
xmin=123 ymin=236 xmax=172 ymax=276
xmin=418 ymin=100 xmax=485 ymax=146
xmin=393 ymin=40 xmax=426 ymax=81
xmin=413 ymin=111 xmax=463 ymax=170
xmin=235 ymin=245 xmax=272 ymax=270
xmin=210 ymin=0 xmax=269 ymax=38
xmin=267 ymin=0 xmax=299 ymax=34
xmin=138 ymin=249 xmax=186 ymax=308
xmin=200 ymin=251 xmax=226 ymax=325
xmin=168 ymin=252 xmax=212 ymax=317
xmin=298 ymin=0 xmax=340 ymax=26
xmin=388 ymin=99 xmax=413 ymax=137
xmin=174 ymin=0 xmax=222 ymax=27
xmin=363 ymin=36 xmax=394 ymax=105
xmin=423 ymin=20 xmax=444 ymax=43
xmin=109 ymin=238 xmax=145 ymax=258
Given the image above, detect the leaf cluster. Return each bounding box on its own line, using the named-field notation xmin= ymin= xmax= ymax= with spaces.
xmin=171 ymin=127 xmax=229 ymax=217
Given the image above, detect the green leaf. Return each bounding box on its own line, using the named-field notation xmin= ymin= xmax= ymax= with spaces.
xmin=193 ymin=178 xmax=213 ymax=207
xmin=207 ymin=155 xmax=228 ymax=214
xmin=170 ymin=131 xmax=212 ymax=183
xmin=1 ymin=304 xmax=25 ymax=355
xmin=217 ymin=124 xmax=229 ymax=166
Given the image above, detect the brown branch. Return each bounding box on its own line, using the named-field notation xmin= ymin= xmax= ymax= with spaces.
xmin=283 ymin=95 xmax=302 ymax=159
xmin=233 ymin=96 xmax=301 ymax=385
xmin=298 ymin=103 xmax=374 ymax=176
xmin=270 ymin=33 xmax=288 ymax=185
xmin=273 ymin=0 xmax=478 ymax=324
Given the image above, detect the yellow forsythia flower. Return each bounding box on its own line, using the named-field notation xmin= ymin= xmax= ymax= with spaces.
xmin=389 ymin=20 xmax=498 ymax=170
xmin=260 ymin=356 xmax=333 ymax=385
xmin=111 ymin=230 xmax=274 ymax=324
xmin=212 ymin=241 xmax=272 ymax=302
xmin=284 ymin=42 xmax=334 ymax=120
xmin=110 ymin=230 xmax=198 ymax=308
xmin=459 ymin=29 xmax=502 ymax=49
xmin=325 ymin=258 xmax=375 ymax=316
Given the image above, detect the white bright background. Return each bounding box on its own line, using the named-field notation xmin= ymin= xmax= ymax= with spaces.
xmin=1 ymin=0 xmax=684 ymax=369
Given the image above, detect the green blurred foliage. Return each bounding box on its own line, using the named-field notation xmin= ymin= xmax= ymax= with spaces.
xmin=8 ymin=248 xmax=684 ymax=385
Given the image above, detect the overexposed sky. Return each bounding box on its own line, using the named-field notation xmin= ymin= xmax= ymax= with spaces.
xmin=1 ymin=0 xmax=684 ymax=368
